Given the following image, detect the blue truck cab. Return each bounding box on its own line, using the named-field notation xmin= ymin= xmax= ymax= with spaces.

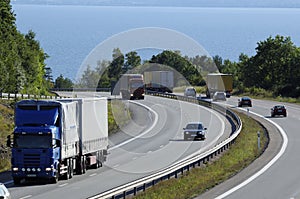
xmin=8 ymin=100 xmax=79 ymax=184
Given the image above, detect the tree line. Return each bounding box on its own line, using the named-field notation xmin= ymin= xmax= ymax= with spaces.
xmin=0 ymin=0 xmax=51 ymax=95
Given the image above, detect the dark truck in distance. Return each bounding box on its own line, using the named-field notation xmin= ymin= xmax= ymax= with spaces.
xmin=7 ymin=98 xmax=108 ymax=184
xmin=120 ymin=74 xmax=144 ymax=100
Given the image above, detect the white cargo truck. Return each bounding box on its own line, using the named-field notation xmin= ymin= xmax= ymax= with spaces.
xmin=144 ymin=71 xmax=174 ymax=93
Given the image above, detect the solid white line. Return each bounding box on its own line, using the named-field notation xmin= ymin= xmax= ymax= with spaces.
xmin=215 ymin=109 xmax=288 ymax=199
xmin=109 ymin=101 xmax=158 ymax=151
xmin=19 ymin=195 xmax=32 ymax=199
xmin=59 ymin=183 xmax=68 ymax=187
xmin=89 ymin=173 xmax=97 ymax=177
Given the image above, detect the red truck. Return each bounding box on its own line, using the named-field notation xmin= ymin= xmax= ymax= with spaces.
xmin=120 ymin=74 xmax=145 ymax=100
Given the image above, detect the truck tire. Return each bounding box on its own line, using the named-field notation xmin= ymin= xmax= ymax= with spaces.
xmin=77 ymin=156 xmax=86 ymax=174
xmin=69 ymin=159 xmax=73 ymax=179
xmin=13 ymin=177 xmax=21 ymax=185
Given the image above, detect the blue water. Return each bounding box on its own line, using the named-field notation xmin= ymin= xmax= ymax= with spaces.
xmin=12 ymin=5 xmax=300 ymax=80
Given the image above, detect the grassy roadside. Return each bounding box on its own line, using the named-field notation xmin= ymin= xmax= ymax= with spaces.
xmin=0 ymin=100 xmax=14 ymax=172
xmin=133 ymin=111 xmax=268 ymax=199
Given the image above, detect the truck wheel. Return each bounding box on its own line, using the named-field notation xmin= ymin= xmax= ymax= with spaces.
xmin=69 ymin=160 xmax=73 ymax=179
xmin=51 ymin=176 xmax=58 ymax=184
xmin=13 ymin=177 xmax=21 ymax=185
xmin=79 ymin=156 xmax=86 ymax=174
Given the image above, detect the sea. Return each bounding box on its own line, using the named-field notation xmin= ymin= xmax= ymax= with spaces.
xmin=11 ymin=4 xmax=300 ymax=81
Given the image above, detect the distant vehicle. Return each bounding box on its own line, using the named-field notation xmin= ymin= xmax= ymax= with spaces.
xmin=144 ymin=71 xmax=174 ymax=93
xmin=238 ymin=96 xmax=252 ymax=107
xmin=206 ymin=73 xmax=233 ymax=98
xmin=271 ymin=105 xmax=287 ymax=117
xmin=120 ymin=74 xmax=144 ymax=100
xmin=183 ymin=122 xmax=207 ymax=141
xmin=212 ymin=92 xmax=226 ymax=101
xmin=184 ymin=87 xmax=196 ymax=97
xmin=0 ymin=183 xmax=11 ymax=199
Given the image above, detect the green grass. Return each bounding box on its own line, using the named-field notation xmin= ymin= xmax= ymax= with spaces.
xmin=0 ymin=100 xmax=14 ymax=172
xmin=108 ymin=100 xmax=131 ymax=135
xmin=134 ymin=111 xmax=268 ymax=199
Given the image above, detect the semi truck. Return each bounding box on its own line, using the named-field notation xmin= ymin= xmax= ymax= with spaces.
xmin=120 ymin=74 xmax=144 ymax=100
xmin=206 ymin=73 xmax=233 ymax=98
xmin=144 ymin=71 xmax=174 ymax=93
xmin=7 ymin=98 xmax=108 ymax=184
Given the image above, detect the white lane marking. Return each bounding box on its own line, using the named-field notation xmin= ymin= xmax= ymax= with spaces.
xmin=147 ymin=151 xmax=153 ymax=154
xmin=19 ymin=195 xmax=32 ymax=199
xmin=113 ymin=164 xmax=119 ymax=168
xmin=109 ymin=101 xmax=158 ymax=151
xmin=215 ymin=109 xmax=288 ymax=199
xmin=160 ymin=145 xmax=164 ymax=148
xmin=59 ymin=183 xmax=68 ymax=187
xmin=89 ymin=173 xmax=97 ymax=177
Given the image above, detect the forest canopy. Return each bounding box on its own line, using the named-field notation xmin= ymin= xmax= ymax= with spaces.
xmin=0 ymin=0 xmax=51 ymax=95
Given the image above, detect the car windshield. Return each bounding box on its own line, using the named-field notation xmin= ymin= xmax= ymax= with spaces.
xmin=186 ymin=123 xmax=203 ymax=129
xmin=14 ymin=134 xmax=52 ymax=149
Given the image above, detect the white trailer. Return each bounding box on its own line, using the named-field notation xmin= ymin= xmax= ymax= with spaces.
xmin=144 ymin=71 xmax=174 ymax=93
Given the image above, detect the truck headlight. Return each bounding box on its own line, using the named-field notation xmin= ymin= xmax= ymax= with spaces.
xmin=22 ymin=168 xmax=26 ymax=172
xmin=45 ymin=167 xmax=52 ymax=171
xmin=27 ymin=168 xmax=31 ymax=172
xmin=12 ymin=167 xmax=19 ymax=172
xmin=37 ymin=168 xmax=41 ymax=172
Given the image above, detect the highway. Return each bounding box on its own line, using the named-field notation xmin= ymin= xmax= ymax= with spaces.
xmin=203 ymin=97 xmax=300 ymax=199
xmin=6 ymin=94 xmax=231 ymax=199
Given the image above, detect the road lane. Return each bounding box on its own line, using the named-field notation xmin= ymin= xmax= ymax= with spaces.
xmin=7 ymin=94 xmax=230 ymax=199
xmin=206 ymin=97 xmax=300 ymax=199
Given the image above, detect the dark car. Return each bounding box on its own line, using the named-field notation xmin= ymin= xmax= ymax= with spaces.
xmin=238 ymin=96 xmax=252 ymax=107
xmin=183 ymin=122 xmax=207 ymax=141
xmin=271 ymin=105 xmax=287 ymax=117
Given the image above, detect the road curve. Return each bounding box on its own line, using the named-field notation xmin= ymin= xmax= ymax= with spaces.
xmin=6 ymin=95 xmax=230 ymax=199
xmin=199 ymin=97 xmax=299 ymax=199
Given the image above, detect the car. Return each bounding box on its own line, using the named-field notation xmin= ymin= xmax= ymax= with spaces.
xmin=184 ymin=87 xmax=196 ymax=98
xmin=0 ymin=183 xmax=11 ymax=199
xmin=212 ymin=92 xmax=226 ymax=101
xmin=238 ymin=96 xmax=252 ymax=107
xmin=183 ymin=122 xmax=207 ymax=141
xmin=271 ymin=105 xmax=287 ymax=117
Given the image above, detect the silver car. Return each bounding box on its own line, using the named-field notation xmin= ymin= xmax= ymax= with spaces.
xmin=0 ymin=183 xmax=11 ymax=199
xmin=184 ymin=87 xmax=196 ymax=98
xmin=183 ymin=122 xmax=207 ymax=141
xmin=213 ymin=92 xmax=226 ymax=101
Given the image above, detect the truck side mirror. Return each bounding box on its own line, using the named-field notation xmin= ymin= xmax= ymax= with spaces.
xmin=6 ymin=135 xmax=12 ymax=148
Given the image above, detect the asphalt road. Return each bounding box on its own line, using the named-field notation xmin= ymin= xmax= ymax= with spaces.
xmin=200 ymin=97 xmax=299 ymax=199
xmin=5 ymin=94 xmax=231 ymax=199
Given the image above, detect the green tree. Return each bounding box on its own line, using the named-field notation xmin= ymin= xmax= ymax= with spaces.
xmin=54 ymin=74 xmax=73 ymax=89
xmin=107 ymin=48 xmax=124 ymax=80
xmin=150 ymin=50 xmax=203 ymax=85
xmin=124 ymin=51 xmax=141 ymax=71
xmin=0 ymin=0 xmax=50 ymax=95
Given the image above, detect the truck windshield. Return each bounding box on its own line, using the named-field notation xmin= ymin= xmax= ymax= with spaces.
xmin=131 ymin=82 xmax=143 ymax=88
xmin=14 ymin=134 xmax=52 ymax=149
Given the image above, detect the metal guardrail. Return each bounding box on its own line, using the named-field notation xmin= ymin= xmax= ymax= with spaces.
xmin=0 ymin=92 xmax=64 ymax=100
xmin=90 ymin=92 xmax=242 ymax=199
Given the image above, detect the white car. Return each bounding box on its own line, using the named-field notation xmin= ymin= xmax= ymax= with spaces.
xmin=183 ymin=122 xmax=207 ymax=141
xmin=0 ymin=183 xmax=11 ymax=199
xmin=213 ymin=92 xmax=226 ymax=101
xmin=184 ymin=87 xmax=196 ymax=97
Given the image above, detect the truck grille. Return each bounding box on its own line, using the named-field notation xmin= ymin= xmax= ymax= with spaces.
xmin=23 ymin=154 xmax=41 ymax=167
